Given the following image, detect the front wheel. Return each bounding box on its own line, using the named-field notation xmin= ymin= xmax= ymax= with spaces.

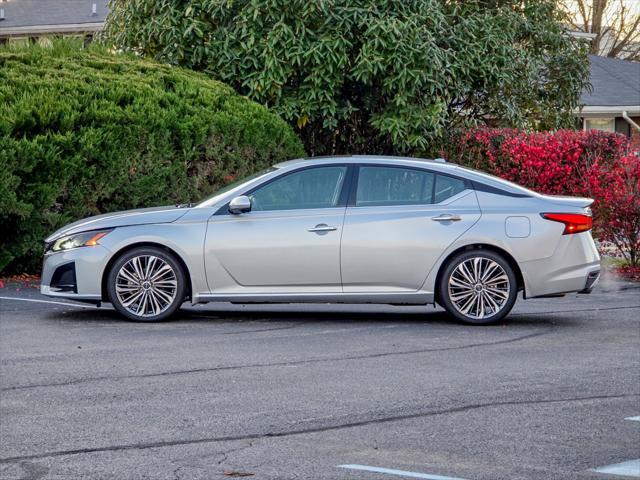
xmin=438 ymin=250 xmax=518 ymax=325
xmin=106 ymin=247 xmax=186 ymax=322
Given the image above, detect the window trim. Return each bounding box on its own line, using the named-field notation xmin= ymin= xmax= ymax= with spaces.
xmin=214 ymin=164 xmax=354 ymax=215
xmin=347 ymin=163 xmax=471 ymax=208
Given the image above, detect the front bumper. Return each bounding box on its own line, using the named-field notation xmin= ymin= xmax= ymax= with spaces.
xmin=40 ymin=245 xmax=110 ymax=302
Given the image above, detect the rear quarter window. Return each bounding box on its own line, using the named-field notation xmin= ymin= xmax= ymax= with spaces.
xmin=434 ymin=175 xmax=467 ymax=203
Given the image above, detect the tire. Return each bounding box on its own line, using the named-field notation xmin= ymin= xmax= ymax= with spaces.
xmin=106 ymin=246 xmax=186 ymax=322
xmin=437 ymin=249 xmax=518 ymax=325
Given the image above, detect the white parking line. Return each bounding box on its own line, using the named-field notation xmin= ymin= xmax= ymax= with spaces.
xmin=590 ymin=459 xmax=640 ymax=478
xmin=625 ymin=416 xmax=640 ymax=422
xmin=338 ymin=464 xmax=467 ymax=480
xmin=0 ymin=296 xmax=97 ymax=309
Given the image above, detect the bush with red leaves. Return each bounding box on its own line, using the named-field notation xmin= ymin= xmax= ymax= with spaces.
xmin=441 ymin=128 xmax=640 ymax=266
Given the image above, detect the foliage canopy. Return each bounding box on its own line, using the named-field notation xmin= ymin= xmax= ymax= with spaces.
xmin=0 ymin=41 xmax=304 ymax=273
xmin=103 ymin=0 xmax=590 ymax=155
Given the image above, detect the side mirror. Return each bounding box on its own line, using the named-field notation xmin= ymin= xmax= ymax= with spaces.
xmin=228 ymin=195 xmax=251 ymax=214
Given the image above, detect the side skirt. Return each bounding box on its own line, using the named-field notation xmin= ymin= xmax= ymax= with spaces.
xmin=195 ymin=291 xmax=434 ymax=306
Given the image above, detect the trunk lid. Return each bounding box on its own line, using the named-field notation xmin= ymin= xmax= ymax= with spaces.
xmin=539 ymin=195 xmax=594 ymax=209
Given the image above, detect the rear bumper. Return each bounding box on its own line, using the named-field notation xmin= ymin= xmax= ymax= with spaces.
xmin=578 ymin=270 xmax=601 ymax=294
xmin=520 ymin=232 xmax=601 ymax=298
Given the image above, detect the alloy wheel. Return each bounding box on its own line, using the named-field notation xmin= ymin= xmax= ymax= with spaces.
xmin=447 ymin=257 xmax=511 ymax=320
xmin=115 ymin=255 xmax=178 ymax=318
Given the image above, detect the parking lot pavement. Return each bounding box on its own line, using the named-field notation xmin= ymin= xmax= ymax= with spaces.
xmin=0 ymin=282 xmax=639 ymax=480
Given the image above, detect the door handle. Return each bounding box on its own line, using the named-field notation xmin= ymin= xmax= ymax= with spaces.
xmin=431 ymin=214 xmax=462 ymax=222
xmin=308 ymin=224 xmax=337 ymax=234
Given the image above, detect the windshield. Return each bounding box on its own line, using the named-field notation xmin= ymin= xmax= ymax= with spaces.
xmin=196 ymin=167 xmax=277 ymax=207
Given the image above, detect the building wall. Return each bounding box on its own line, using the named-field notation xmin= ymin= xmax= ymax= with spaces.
xmin=630 ymin=117 xmax=640 ymax=150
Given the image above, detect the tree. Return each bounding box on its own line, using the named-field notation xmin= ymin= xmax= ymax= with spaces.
xmin=562 ymin=0 xmax=640 ymax=60
xmin=0 ymin=40 xmax=303 ymax=273
xmin=102 ymin=0 xmax=590 ymax=156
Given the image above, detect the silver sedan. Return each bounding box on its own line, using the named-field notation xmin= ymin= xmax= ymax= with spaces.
xmin=41 ymin=156 xmax=600 ymax=324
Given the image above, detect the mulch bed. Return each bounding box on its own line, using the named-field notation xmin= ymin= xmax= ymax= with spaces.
xmin=0 ymin=274 xmax=41 ymax=290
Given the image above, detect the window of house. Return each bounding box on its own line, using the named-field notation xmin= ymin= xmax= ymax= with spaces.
xmin=584 ymin=118 xmax=615 ymax=132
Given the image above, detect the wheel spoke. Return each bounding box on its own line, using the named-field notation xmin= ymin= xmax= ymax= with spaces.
xmin=148 ymin=290 xmax=162 ymax=315
xmin=144 ymin=256 xmax=158 ymax=280
xmin=485 ymin=286 xmax=509 ymax=299
xmin=482 ymin=290 xmax=501 ymax=313
xmin=150 ymin=264 xmax=173 ymax=282
xmin=458 ymin=262 xmax=476 ymax=285
xmin=449 ymin=276 xmax=473 ymax=289
xmin=450 ymin=290 xmax=474 ymax=301
xmin=122 ymin=289 xmax=144 ymax=307
xmin=118 ymin=267 xmax=139 ymax=284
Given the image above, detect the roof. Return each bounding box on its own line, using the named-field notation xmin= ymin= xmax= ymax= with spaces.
xmin=273 ymin=155 xmax=455 ymax=170
xmin=581 ymin=55 xmax=640 ymax=109
xmin=0 ymin=0 xmax=109 ymax=33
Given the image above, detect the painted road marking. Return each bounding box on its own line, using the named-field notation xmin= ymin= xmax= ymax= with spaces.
xmin=625 ymin=416 xmax=640 ymax=422
xmin=590 ymin=459 xmax=640 ymax=478
xmin=338 ymin=464 xmax=467 ymax=480
xmin=0 ymin=296 xmax=97 ymax=309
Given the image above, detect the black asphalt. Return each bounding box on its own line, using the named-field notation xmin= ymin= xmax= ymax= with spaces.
xmin=1 ymin=279 xmax=639 ymax=480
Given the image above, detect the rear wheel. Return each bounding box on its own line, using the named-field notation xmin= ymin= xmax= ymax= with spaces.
xmin=107 ymin=247 xmax=186 ymax=322
xmin=438 ymin=250 xmax=517 ymax=325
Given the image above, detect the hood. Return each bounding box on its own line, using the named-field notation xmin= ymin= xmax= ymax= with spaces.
xmin=45 ymin=206 xmax=190 ymax=242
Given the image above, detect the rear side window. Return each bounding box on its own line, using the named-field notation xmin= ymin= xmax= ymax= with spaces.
xmin=356 ymin=166 xmax=434 ymax=207
xmin=434 ymin=175 xmax=467 ymax=203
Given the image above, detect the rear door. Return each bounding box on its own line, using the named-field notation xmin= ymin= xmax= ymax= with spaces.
xmin=340 ymin=165 xmax=481 ymax=292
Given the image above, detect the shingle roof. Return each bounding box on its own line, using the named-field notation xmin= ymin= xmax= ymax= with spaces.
xmin=582 ymin=55 xmax=640 ymax=107
xmin=0 ymin=0 xmax=109 ymax=29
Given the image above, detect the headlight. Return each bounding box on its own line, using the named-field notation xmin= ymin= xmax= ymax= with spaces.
xmin=48 ymin=229 xmax=113 ymax=253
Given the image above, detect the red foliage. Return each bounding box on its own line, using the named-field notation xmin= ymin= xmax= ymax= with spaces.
xmin=441 ymin=128 xmax=640 ymax=265
xmin=614 ymin=264 xmax=640 ymax=282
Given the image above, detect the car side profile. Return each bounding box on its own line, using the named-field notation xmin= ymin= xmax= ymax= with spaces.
xmin=41 ymin=156 xmax=601 ymax=324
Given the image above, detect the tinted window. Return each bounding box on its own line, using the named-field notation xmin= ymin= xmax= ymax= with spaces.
xmin=434 ymin=175 xmax=467 ymax=203
xmin=249 ymin=166 xmax=347 ymax=211
xmin=356 ymin=166 xmax=434 ymax=207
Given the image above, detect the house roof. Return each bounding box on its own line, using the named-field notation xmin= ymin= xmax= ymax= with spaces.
xmin=581 ymin=55 xmax=640 ymax=109
xmin=0 ymin=0 xmax=109 ymax=35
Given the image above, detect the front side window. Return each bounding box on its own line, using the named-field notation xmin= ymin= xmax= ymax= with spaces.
xmin=355 ymin=166 xmax=434 ymax=207
xmin=249 ymin=166 xmax=347 ymax=211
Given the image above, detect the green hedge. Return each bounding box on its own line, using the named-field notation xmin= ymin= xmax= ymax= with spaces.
xmin=0 ymin=41 xmax=305 ymax=274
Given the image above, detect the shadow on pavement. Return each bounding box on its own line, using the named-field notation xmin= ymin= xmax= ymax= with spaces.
xmin=41 ymin=304 xmax=578 ymax=330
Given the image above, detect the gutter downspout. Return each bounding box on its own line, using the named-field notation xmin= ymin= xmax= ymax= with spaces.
xmin=622 ymin=111 xmax=640 ymax=132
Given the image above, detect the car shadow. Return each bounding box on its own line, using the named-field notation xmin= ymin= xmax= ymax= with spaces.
xmin=42 ymin=303 xmax=578 ymax=329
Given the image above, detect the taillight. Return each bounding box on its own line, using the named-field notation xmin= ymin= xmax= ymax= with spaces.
xmin=541 ymin=213 xmax=593 ymax=235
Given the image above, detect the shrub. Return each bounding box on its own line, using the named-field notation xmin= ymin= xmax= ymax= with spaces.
xmin=0 ymin=41 xmax=305 ymax=274
xmin=102 ymin=0 xmax=589 ymax=156
xmin=597 ymin=155 xmax=640 ymax=266
xmin=441 ymin=128 xmax=639 ymax=265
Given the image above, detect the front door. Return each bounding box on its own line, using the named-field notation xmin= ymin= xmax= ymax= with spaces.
xmin=340 ymin=165 xmax=481 ymax=292
xmin=204 ymin=165 xmax=349 ymax=294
